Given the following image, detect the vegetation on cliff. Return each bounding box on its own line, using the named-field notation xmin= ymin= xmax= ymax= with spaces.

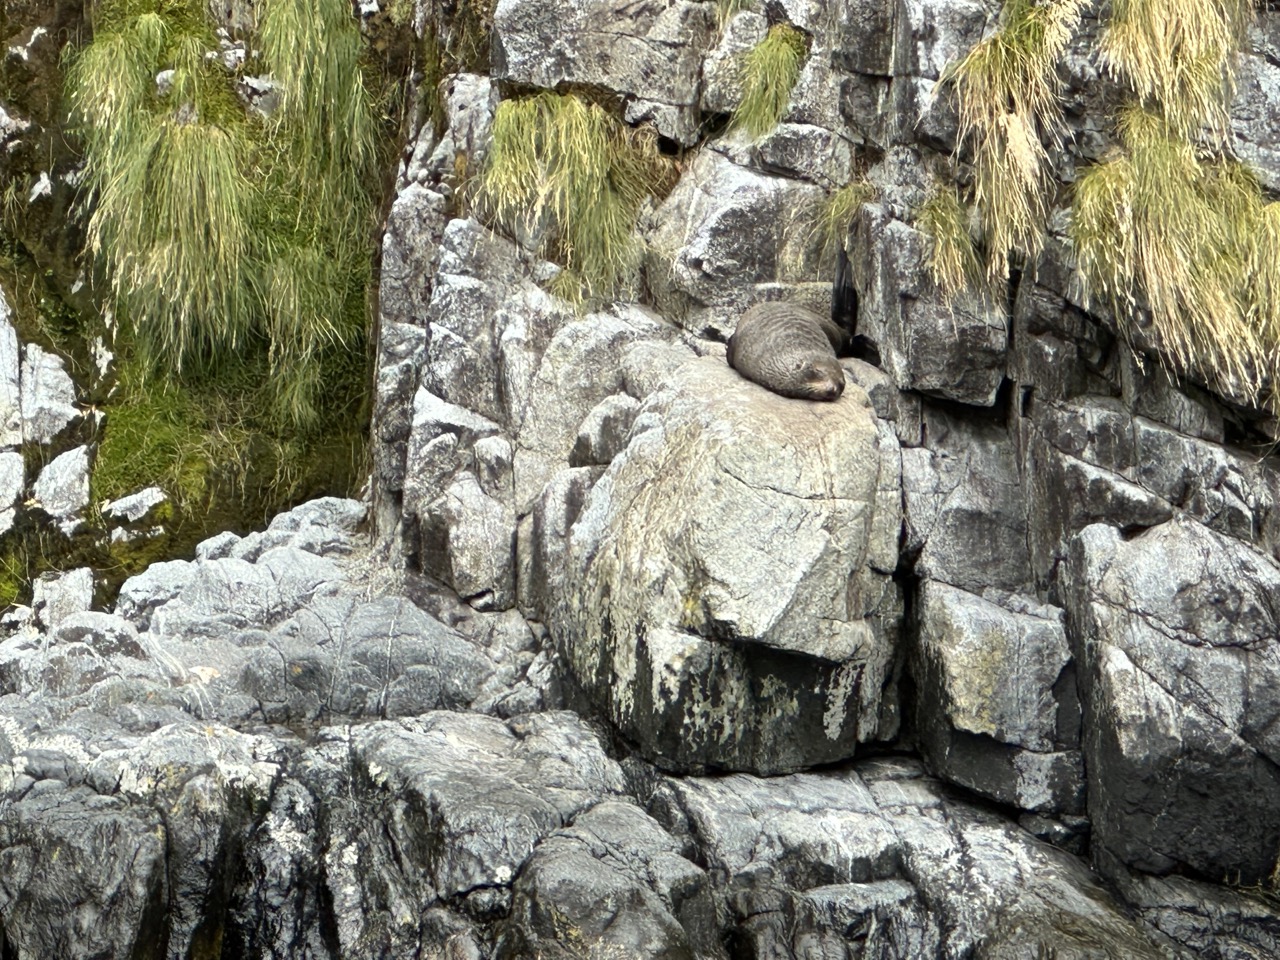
xmin=475 ymin=91 xmax=675 ymax=304
xmin=940 ymin=0 xmax=1086 ymax=282
xmin=940 ymin=0 xmax=1278 ymax=412
xmin=731 ymin=23 xmax=808 ymax=140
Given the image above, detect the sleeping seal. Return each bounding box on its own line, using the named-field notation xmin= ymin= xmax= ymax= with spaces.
xmin=726 ymin=302 xmax=846 ymax=401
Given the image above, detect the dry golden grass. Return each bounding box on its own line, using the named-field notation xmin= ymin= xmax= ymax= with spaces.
xmin=944 ymin=0 xmax=1086 ymax=279
xmin=917 ymin=185 xmax=983 ymax=298
xmin=1071 ymin=106 xmax=1280 ymax=406
xmin=1099 ymin=0 xmax=1252 ymax=138
xmin=474 ymin=92 xmax=674 ymax=304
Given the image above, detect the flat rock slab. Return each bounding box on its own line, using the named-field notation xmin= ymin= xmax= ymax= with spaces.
xmin=553 ymin=356 xmax=902 ymax=774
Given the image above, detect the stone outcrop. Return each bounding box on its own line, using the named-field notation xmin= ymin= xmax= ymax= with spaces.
xmin=552 ymin=357 xmax=901 ymax=774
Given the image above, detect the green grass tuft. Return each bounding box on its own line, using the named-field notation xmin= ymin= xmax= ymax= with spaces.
xmin=474 ymin=92 xmax=675 ymax=304
xmin=808 ymin=179 xmax=874 ymax=272
xmin=917 ymin=186 xmax=983 ymax=298
xmin=944 ymin=0 xmax=1086 ymax=279
xmin=1071 ymin=106 xmax=1280 ymax=408
xmin=731 ymin=22 xmax=807 ymax=140
xmin=1099 ymin=0 xmax=1252 ymax=138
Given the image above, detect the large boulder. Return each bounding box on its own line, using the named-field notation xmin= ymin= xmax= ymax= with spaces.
xmin=491 ymin=0 xmax=715 ymax=145
xmin=1064 ymin=519 xmax=1280 ymax=884
xmin=640 ymin=758 xmax=1171 ymax=959
xmin=552 ymin=357 xmax=902 ymax=774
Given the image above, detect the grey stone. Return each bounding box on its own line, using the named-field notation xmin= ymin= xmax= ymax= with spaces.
xmin=643 ymin=149 xmax=826 ymax=324
xmin=0 ymin=297 xmax=21 ymax=448
xmin=641 ymin=759 xmax=1169 ymax=958
xmin=1064 ymin=520 xmax=1280 ymax=883
xmin=32 ymin=568 xmax=93 ymax=631
xmin=914 ymin=581 xmax=1083 ymax=814
xmin=492 ymin=0 xmax=715 ymax=146
xmin=1232 ymin=48 xmax=1280 ymax=194
xmin=852 ymin=204 xmax=1007 ymax=405
xmin=33 ymin=445 xmax=90 ymax=530
xmin=553 ymin=357 xmax=902 ymax=774
xmin=569 ymin=392 xmax=641 ymax=466
xmin=100 ymin=486 xmax=167 ymax=525
xmin=495 ymin=800 xmax=724 ymax=959
xmin=902 ymin=407 xmax=1032 ymax=594
xmin=701 ymin=11 xmax=766 ymax=117
xmin=0 ymin=449 xmax=24 ymax=535
xmin=512 ymin=305 xmax=669 ymax=512
xmin=20 ymin=343 xmax=78 ymax=444
xmin=419 ymin=472 xmax=516 ymax=610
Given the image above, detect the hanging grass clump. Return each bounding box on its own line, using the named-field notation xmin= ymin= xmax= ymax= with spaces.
xmin=917 ymin=185 xmax=983 ymax=299
xmin=66 ymin=0 xmax=383 ymax=431
xmin=1071 ymin=106 xmax=1280 ymax=407
xmin=730 ymin=23 xmax=807 ymax=140
xmin=474 ymin=92 xmax=674 ymax=305
xmin=1099 ymin=0 xmax=1252 ymax=139
xmin=943 ymin=0 xmax=1086 ymax=280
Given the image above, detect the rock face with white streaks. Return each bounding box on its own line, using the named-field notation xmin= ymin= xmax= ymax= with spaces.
xmin=552 ymin=357 xmax=902 ymax=774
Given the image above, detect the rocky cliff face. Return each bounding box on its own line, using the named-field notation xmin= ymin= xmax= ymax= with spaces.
xmin=3 ymin=0 xmax=1280 ymax=957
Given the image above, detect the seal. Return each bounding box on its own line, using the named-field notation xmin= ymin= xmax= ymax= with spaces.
xmin=726 ymin=302 xmax=847 ymax=401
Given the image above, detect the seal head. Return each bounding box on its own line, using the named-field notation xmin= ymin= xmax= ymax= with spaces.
xmin=726 ymin=302 xmax=847 ymax=401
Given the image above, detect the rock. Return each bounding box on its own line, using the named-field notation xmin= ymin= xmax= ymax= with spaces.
xmin=913 ymin=581 xmax=1083 ymax=814
xmin=701 ymin=10 xmax=766 ymax=117
xmin=1065 ymin=520 xmax=1280 ymax=883
xmin=492 ymin=0 xmax=715 ymax=146
xmin=19 ymin=343 xmax=77 ymax=444
xmin=902 ymin=406 xmax=1032 ymax=593
xmin=418 ymin=471 xmax=516 ymax=610
xmin=569 ymin=393 xmax=641 ymax=466
xmin=0 ymin=297 xmax=21 ymax=448
xmin=0 ymin=450 xmax=24 ymax=535
xmin=754 ymin=122 xmax=856 ymax=189
xmin=32 ymin=444 xmax=90 ymax=531
xmin=0 ymin=786 xmax=166 ymax=960
xmin=512 ymin=304 xmax=669 ymax=512
xmin=100 ymin=486 xmax=167 ymax=525
xmin=553 ymin=357 xmax=902 ymax=774
xmin=1233 ymin=47 xmax=1280 ymax=194
xmin=643 ymin=149 xmax=826 ymax=326
xmin=309 ymin=711 xmax=627 ymax=957
xmin=851 ymin=203 xmax=1007 ymax=406
xmin=31 ymin=568 xmax=93 ymax=630
xmin=641 ymin=758 xmax=1170 ymax=958
xmin=495 ymin=800 xmax=724 ymax=959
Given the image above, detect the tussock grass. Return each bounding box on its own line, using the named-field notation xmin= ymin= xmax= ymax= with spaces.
xmin=808 ymin=179 xmax=874 ymax=271
xmin=89 ymin=117 xmax=256 ymax=363
xmin=1071 ymin=106 xmax=1280 ymax=407
xmin=917 ymin=186 xmax=983 ymax=298
xmin=944 ymin=0 xmax=1086 ymax=279
xmin=1099 ymin=0 xmax=1252 ymax=138
xmin=475 ymin=92 xmax=674 ymax=304
xmin=731 ymin=23 xmax=807 ymax=140
xmin=258 ymin=0 xmax=380 ymax=218
xmin=66 ymin=0 xmax=383 ymax=430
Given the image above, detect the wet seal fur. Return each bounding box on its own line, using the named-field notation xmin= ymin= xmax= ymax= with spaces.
xmin=726 ymin=302 xmax=847 ymax=401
